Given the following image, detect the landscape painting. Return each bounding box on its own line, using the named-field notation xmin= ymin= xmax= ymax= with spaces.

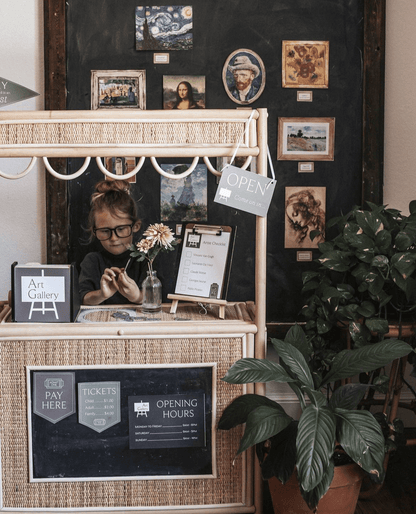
xmin=160 ymin=164 xmax=207 ymax=222
xmin=278 ymin=117 xmax=335 ymax=161
xmin=135 ymin=6 xmax=193 ymax=51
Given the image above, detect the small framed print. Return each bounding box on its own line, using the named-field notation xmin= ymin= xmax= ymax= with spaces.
xmin=91 ymin=70 xmax=146 ymax=110
xmin=278 ymin=117 xmax=335 ymax=161
xmin=282 ymin=40 xmax=329 ymax=89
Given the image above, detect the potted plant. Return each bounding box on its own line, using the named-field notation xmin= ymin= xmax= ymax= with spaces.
xmin=301 ymin=201 xmax=416 ymax=377
xmin=218 ymin=324 xmax=412 ymax=513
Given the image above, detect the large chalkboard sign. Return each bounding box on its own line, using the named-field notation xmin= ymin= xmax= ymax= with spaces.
xmin=51 ymin=0 xmax=373 ymax=322
xmin=28 ymin=364 xmax=214 ymax=481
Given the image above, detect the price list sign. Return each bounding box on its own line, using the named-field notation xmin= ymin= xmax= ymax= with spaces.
xmin=78 ymin=381 xmax=121 ymax=433
xmin=128 ymin=393 xmax=206 ymax=449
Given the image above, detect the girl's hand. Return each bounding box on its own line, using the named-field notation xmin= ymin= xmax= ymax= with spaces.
xmin=100 ymin=267 xmax=120 ymax=299
xmin=113 ymin=267 xmax=142 ymax=304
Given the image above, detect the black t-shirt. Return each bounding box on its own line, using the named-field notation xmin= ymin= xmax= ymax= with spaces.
xmin=78 ymin=249 xmax=145 ymax=304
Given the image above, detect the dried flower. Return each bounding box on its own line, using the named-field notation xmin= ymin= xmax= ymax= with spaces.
xmin=143 ymin=223 xmax=175 ymax=249
xmin=129 ymin=223 xmax=179 ymax=272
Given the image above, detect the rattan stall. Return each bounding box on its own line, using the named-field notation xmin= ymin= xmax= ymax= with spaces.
xmin=0 ymin=108 xmax=268 ymax=513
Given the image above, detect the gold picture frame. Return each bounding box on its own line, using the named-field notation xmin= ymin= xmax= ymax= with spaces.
xmin=277 ymin=117 xmax=335 ymax=161
xmin=91 ymin=70 xmax=146 ymax=110
xmin=282 ymin=40 xmax=329 ymax=89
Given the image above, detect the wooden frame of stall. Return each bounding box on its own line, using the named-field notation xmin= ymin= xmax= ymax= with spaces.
xmin=0 ymin=108 xmax=267 ymax=514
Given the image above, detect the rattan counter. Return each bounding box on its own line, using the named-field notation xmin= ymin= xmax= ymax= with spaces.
xmin=0 ymin=302 xmax=257 ymax=514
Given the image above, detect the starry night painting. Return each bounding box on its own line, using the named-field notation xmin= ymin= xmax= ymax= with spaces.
xmin=135 ymin=6 xmax=193 ymax=51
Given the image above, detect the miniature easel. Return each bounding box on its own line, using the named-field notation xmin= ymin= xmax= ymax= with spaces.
xmin=167 ymin=294 xmax=228 ymax=319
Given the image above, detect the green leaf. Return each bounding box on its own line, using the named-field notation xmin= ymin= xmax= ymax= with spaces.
xmin=271 ymin=338 xmax=315 ymax=389
xmin=237 ymin=406 xmax=292 ymax=455
xmin=260 ymin=421 xmax=297 ymax=483
xmin=355 ymin=210 xmax=383 ymax=237
xmin=349 ymin=320 xmax=371 ymax=347
xmin=364 ymin=318 xmax=389 ymax=335
xmin=335 ymin=408 xmax=385 ymax=477
xmin=395 ymin=231 xmax=413 ymax=251
xmin=391 ymin=252 xmax=416 ymax=276
xmin=218 ymin=394 xmax=285 ymax=430
xmin=409 ymin=200 xmax=416 ymax=215
xmin=375 ymin=230 xmax=392 ymax=252
xmin=356 ymin=301 xmax=376 ymax=318
xmin=321 ymin=340 xmax=412 ymax=386
xmin=282 ymin=324 xmax=311 ymax=361
xmin=296 ymin=405 xmax=336 ymax=491
xmin=221 ymin=358 xmax=296 ymax=384
xmin=300 ymin=460 xmax=334 ymax=511
xmin=329 ymin=383 xmax=369 ymax=410
xmin=365 ymin=272 xmax=384 ymax=296
xmin=371 ymin=255 xmax=389 ymax=268
xmin=318 ymin=251 xmax=352 ymax=272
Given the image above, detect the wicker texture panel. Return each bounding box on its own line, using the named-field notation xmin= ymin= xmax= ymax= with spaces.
xmin=0 ymin=337 xmax=246 ymax=509
xmin=0 ymin=121 xmax=246 ymax=147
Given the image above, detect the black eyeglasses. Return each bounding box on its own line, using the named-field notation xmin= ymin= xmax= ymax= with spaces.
xmin=93 ymin=224 xmax=134 ymax=241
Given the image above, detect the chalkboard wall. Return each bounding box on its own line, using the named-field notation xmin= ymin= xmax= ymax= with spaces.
xmin=66 ymin=0 xmax=364 ymax=322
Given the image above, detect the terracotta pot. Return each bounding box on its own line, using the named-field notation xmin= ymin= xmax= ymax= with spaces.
xmin=267 ymin=463 xmax=366 ymax=514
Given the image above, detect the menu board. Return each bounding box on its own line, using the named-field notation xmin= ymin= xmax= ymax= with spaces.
xmin=174 ymin=224 xmax=235 ymax=299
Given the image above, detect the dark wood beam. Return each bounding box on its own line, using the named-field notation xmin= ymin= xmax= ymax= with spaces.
xmin=362 ymin=0 xmax=386 ymax=205
xmin=44 ymin=0 xmax=68 ymax=263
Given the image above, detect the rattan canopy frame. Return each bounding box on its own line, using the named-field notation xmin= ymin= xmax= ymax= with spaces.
xmin=0 ymin=107 xmax=268 ymax=513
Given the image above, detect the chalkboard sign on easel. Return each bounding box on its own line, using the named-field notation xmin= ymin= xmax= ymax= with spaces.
xmin=27 ymin=364 xmax=215 ymax=482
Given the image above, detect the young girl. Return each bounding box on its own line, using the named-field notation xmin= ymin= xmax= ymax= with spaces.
xmin=79 ymin=180 xmax=144 ymax=305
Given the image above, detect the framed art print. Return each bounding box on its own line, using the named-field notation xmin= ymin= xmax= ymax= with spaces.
xmin=285 ymin=186 xmax=326 ymax=249
xmin=222 ymin=49 xmax=265 ymax=105
xmin=163 ymin=75 xmax=205 ymax=109
xmin=135 ymin=6 xmax=193 ymax=51
xmin=277 ymin=117 xmax=335 ymax=161
xmin=90 ymin=70 xmax=146 ymax=110
xmin=282 ymin=40 xmax=329 ymax=88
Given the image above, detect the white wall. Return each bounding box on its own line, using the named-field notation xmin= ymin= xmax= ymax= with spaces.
xmin=0 ymin=0 xmax=45 ymax=301
xmin=384 ymin=0 xmax=416 ymax=213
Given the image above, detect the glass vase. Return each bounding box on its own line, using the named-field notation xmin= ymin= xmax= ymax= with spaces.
xmin=141 ymin=270 xmax=162 ymax=313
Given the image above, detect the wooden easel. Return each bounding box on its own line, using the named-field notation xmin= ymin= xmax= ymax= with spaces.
xmin=167 ymin=294 xmax=228 ymax=319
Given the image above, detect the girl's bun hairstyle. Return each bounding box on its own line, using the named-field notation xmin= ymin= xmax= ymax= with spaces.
xmin=86 ymin=179 xmax=141 ymax=242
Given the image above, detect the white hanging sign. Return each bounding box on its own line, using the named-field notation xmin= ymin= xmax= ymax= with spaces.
xmin=214 ymin=164 xmax=276 ymax=217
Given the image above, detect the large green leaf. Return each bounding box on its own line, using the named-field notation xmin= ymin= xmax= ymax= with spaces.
xmin=271 ymin=338 xmax=314 ymax=389
xmin=395 ymin=231 xmax=413 ymax=251
xmin=329 ymin=383 xmax=369 ymax=410
xmin=237 ymin=406 xmax=292 ymax=455
xmin=260 ymin=421 xmax=297 ymax=483
xmin=218 ymin=394 xmax=285 ymax=430
xmin=320 ymin=340 xmax=412 ymax=387
xmin=282 ymin=324 xmax=310 ymax=361
xmin=335 ymin=408 xmax=385 ymax=477
xmin=296 ymin=405 xmax=336 ymax=491
xmin=221 ymin=358 xmax=296 ymax=384
xmin=300 ymin=460 xmax=335 ymax=511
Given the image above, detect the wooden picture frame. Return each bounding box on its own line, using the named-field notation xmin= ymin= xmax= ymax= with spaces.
xmin=277 ymin=117 xmax=335 ymax=161
xmin=282 ymin=40 xmax=329 ymax=88
xmin=90 ymin=70 xmax=146 ymax=110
